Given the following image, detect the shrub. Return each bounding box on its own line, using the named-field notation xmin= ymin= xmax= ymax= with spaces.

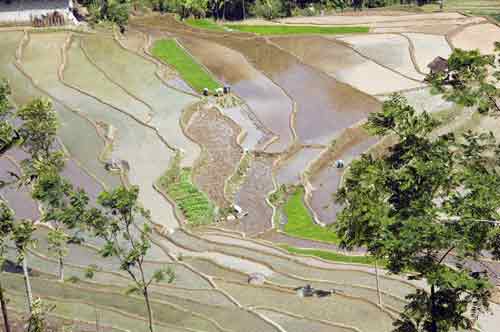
xmin=250 ymin=0 xmax=284 ymax=20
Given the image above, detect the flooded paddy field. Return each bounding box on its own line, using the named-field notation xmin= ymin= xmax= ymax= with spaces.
xmin=308 ymin=128 xmax=378 ymax=225
xmin=177 ymin=36 xmax=294 ymax=152
xmin=276 ymin=147 xmax=323 ymax=185
xmin=338 ymin=34 xmax=425 ymax=81
xmin=216 ymin=280 xmax=395 ymax=332
xmin=0 ymin=156 xmax=39 ymax=220
xmin=403 ymin=33 xmax=452 ymax=74
xmin=2 ymin=10 xmax=499 ymax=332
xmin=449 ymin=23 xmax=500 ymax=54
xmin=206 ymin=35 xmax=380 ymax=145
xmin=271 ymin=35 xmax=424 ymax=95
xmin=218 ymin=154 xmax=276 ymax=236
xmin=79 ymin=34 xmax=201 ymax=167
xmin=19 ymin=31 xmax=179 ymax=229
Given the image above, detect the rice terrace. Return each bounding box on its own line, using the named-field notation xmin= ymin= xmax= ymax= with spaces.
xmin=1 ymin=0 xmax=500 ymax=332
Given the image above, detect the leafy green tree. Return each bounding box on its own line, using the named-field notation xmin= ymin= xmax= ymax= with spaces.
xmin=0 ymin=79 xmax=18 ymax=155
xmin=85 ymin=186 xmax=174 ymax=332
xmin=26 ymin=298 xmax=54 ymax=332
xmin=11 ymin=220 xmax=37 ymax=313
xmin=17 ymin=98 xmax=58 ymax=162
xmin=428 ymin=45 xmax=499 ymax=114
xmin=0 ymin=201 xmax=15 ymax=332
xmin=31 ymin=163 xmax=90 ymax=282
xmin=106 ymin=0 xmax=131 ymax=31
xmin=335 ymin=95 xmax=500 ymax=332
xmin=250 ymin=0 xmax=284 ymax=19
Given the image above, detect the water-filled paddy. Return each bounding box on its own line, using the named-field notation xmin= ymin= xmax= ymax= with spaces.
xmin=276 ymin=147 xmax=323 ymax=185
xmin=20 ymin=32 xmax=179 ymax=229
xmin=219 ymin=104 xmax=270 ymax=151
xmin=81 ymin=34 xmax=200 ymax=167
xmin=178 ymin=36 xmax=294 ymax=152
xmin=0 ymin=156 xmax=39 ymax=220
xmin=219 ymin=154 xmax=275 ymax=236
xmin=403 ymin=33 xmax=452 ymax=74
xmin=450 ymin=23 xmax=500 ymax=54
xmin=209 ymin=36 xmax=379 ymax=145
xmin=271 ymin=35 xmax=424 ymax=95
xmin=255 ymin=308 xmax=353 ymax=332
xmin=216 ymin=280 xmax=394 ymax=332
xmin=169 ymin=230 xmax=417 ymax=298
xmin=338 ymin=34 xmax=425 ymax=81
xmin=309 ymin=129 xmax=378 ymax=225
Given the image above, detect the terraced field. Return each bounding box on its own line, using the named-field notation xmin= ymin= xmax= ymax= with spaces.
xmin=1 ymin=9 xmax=500 ymax=332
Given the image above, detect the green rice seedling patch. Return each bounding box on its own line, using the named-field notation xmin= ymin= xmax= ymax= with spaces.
xmin=283 ymin=186 xmax=340 ymax=244
xmin=185 ymin=18 xmax=227 ymax=32
xmin=278 ymin=244 xmax=387 ymax=266
xmin=158 ymin=154 xmax=215 ymax=225
xmin=152 ymin=39 xmax=221 ymax=92
xmin=226 ymin=25 xmax=369 ymax=35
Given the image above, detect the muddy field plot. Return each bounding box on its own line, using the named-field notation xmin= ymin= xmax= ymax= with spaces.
xmin=185 ymin=107 xmax=243 ymax=208
xmin=219 ymin=154 xmax=275 ymax=236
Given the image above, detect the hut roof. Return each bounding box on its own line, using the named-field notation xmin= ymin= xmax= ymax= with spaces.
xmin=428 ymin=56 xmax=449 ymax=73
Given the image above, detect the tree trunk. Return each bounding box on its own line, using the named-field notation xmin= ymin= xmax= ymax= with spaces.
xmin=143 ymin=287 xmax=154 ymax=332
xmin=375 ymin=259 xmax=383 ymax=307
xmin=242 ymin=0 xmax=245 ymax=20
xmin=440 ymin=0 xmax=444 ymax=11
xmin=138 ymin=264 xmax=154 ymax=332
xmin=22 ymin=257 xmax=33 ymax=313
xmin=430 ymin=284 xmax=438 ymax=332
xmin=58 ymin=255 xmax=64 ymax=282
xmin=0 ymin=280 xmax=11 ymax=332
xmin=223 ymin=0 xmax=226 ymax=21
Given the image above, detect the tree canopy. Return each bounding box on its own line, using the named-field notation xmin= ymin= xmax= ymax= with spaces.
xmin=336 ymin=95 xmax=500 ymax=332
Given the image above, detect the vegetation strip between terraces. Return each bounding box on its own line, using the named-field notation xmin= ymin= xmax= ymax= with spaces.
xmin=151 ymin=39 xmax=221 ymax=93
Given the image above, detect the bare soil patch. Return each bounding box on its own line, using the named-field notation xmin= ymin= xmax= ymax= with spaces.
xmin=185 ymin=106 xmax=243 ymax=208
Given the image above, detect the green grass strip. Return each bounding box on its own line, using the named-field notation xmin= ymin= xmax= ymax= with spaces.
xmin=225 ymin=24 xmax=369 ymax=35
xmin=283 ymin=187 xmax=339 ymax=244
xmin=151 ymin=39 xmax=221 ymax=92
xmin=185 ymin=18 xmax=227 ymax=31
xmin=279 ymin=244 xmax=386 ymax=265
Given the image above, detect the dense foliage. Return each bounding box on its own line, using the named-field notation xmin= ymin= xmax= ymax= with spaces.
xmin=336 ymin=94 xmax=500 ymax=332
xmin=79 ymin=0 xmax=441 ymax=25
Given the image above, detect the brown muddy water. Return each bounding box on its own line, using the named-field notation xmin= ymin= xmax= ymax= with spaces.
xmin=218 ymin=154 xmax=275 ymax=236
xmin=178 ymin=36 xmax=294 ymax=153
xmin=133 ymin=17 xmax=381 ymax=147
xmin=309 ymin=130 xmax=378 ymax=225
xmin=200 ymin=35 xmax=381 ymax=146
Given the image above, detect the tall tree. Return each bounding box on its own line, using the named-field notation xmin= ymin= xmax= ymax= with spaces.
xmin=335 ymin=95 xmax=500 ymax=332
xmin=85 ymin=186 xmax=174 ymax=332
xmin=31 ymin=163 xmax=90 ymax=282
xmin=0 ymin=79 xmax=18 ymax=155
xmin=17 ymin=98 xmax=58 ymax=162
xmin=11 ymin=220 xmax=36 ymax=313
xmin=0 ymin=201 xmax=15 ymax=332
